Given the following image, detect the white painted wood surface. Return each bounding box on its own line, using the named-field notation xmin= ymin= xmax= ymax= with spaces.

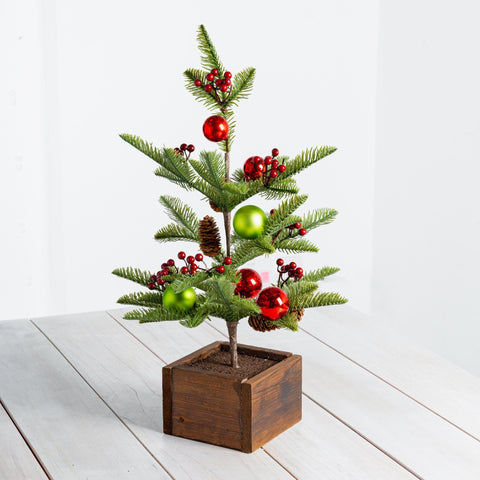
xmin=0 ymin=320 xmax=169 ymax=479
xmin=1 ymin=307 xmax=480 ymax=479
xmin=0 ymin=402 xmax=48 ymax=480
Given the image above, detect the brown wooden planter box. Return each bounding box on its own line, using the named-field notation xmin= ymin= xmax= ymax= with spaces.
xmin=163 ymin=341 xmax=302 ymax=453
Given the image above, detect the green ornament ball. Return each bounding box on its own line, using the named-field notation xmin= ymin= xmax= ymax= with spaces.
xmin=162 ymin=286 xmax=196 ymax=311
xmin=233 ymin=205 xmax=267 ymax=239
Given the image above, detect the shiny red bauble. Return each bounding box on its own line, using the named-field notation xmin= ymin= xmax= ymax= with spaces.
xmin=243 ymin=156 xmax=256 ymax=178
xmin=203 ymin=116 xmax=229 ymax=142
xmin=257 ymin=287 xmax=289 ymax=321
xmin=234 ymin=268 xmax=262 ymax=298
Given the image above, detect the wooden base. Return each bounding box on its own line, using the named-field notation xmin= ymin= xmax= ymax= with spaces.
xmin=163 ymin=341 xmax=302 ymax=453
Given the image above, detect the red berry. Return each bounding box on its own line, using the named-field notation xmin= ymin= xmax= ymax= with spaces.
xmin=299 ymin=228 xmax=307 ymax=236
xmin=254 ymin=156 xmax=262 ymax=162
xmin=148 ymin=282 xmax=156 ymax=290
xmin=194 ymin=79 xmax=202 ymax=87
xmin=295 ymin=267 xmax=304 ymax=276
xmin=178 ymin=251 xmax=186 ymax=260
xmin=195 ymin=253 xmax=203 ymax=262
xmin=167 ymin=259 xmax=175 ymax=266
xmin=187 ymin=144 xmax=195 ymax=152
xmin=215 ymin=78 xmax=222 ymax=86
xmin=270 ymin=209 xmax=275 ymax=215
xmin=162 ymin=268 xmax=170 ymax=276
xmin=270 ymin=170 xmax=278 ymax=178
xmin=216 ymin=265 xmax=225 ymax=274
xmin=190 ymin=264 xmax=198 ymax=273
xmin=223 ymin=257 xmax=232 ymax=265
xmin=161 ymin=263 xmax=168 ymax=269
xmin=224 ymin=78 xmax=231 ymax=86
xmin=181 ymin=266 xmax=189 ymax=274
xmin=224 ymin=71 xmax=232 ymax=79
xmin=158 ymin=278 xmax=166 ymax=285
xmin=289 ymin=224 xmax=296 ymax=230
xmin=265 ymin=156 xmax=273 ymax=165
xmin=252 ymin=171 xmax=263 ymax=179
xmin=150 ymin=274 xmax=157 ymax=281
xmin=276 ymin=258 xmax=284 ymax=266
xmin=272 ymin=159 xmax=279 ymax=168
xmin=278 ymin=164 xmax=286 ymax=173
xmin=288 ymin=269 xmax=296 ymax=277
xmin=205 ymin=84 xmax=213 ymax=93
xmin=180 ymin=143 xmax=187 ymax=151
xmin=211 ymin=68 xmax=219 ymax=76
xmin=294 ymin=222 xmax=302 ymax=229
xmin=206 ymin=73 xmax=214 ymax=81
xmin=186 ymin=255 xmax=195 ymax=264
xmin=289 ymin=262 xmax=297 ymax=270
xmin=255 ymin=163 xmax=265 ymax=173
xmin=220 ymin=84 xmax=228 ymax=92
xmin=272 ymin=148 xmax=279 ymax=157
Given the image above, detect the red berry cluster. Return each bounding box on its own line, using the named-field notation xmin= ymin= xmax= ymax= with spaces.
xmin=276 ymin=258 xmax=304 ymax=287
xmin=174 ymin=143 xmax=195 ymax=160
xmin=269 ymin=212 xmax=307 ymax=242
xmin=147 ymin=258 xmax=177 ymax=290
xmin=243 ymin=148 xmax=286 ymax=185
xmin=194 ymin=69 xmax=233 ymax=101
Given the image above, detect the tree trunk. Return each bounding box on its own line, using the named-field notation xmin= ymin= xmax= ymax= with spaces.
xmin=226 ymin=320 xmax=239 ymax=368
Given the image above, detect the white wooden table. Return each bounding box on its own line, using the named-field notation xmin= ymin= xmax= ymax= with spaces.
xmin=1 ymin=307 xmax=480 ymax=479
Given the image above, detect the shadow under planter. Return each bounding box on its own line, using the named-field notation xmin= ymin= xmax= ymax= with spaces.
xmin=163 ymin=341 xmax=302 ymax=453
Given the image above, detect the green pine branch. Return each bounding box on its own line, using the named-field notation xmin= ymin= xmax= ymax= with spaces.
xmin=275 ymin=312 xmax=299 ymax=331
xmin=184 ymin=68 xmax=220 ymax=112
xmin=223 ymin=67 xmax=256 ymax=108
xmin=112 ymin=267 xmax=155 ymax=288
xmin=302 ymin=266 xmax=340 ymax=282
xmin=301 ymin=208 xmax=338 ymax=230
xmin=299 ymin=292 xmax=348 ymax=309
xmin=265 ymin=194 xmax=308 ymax=235
xmin=159 ymin=196 xmax=199 ymax=236
xmin=275 ymin=237 xmax=319 ymax=254
xmin=124 ymin=307 xmax=192 ymax=323
xmin=154 ymin=224 xmax=199 ymax=243
xmin=117 ymin=291 xmax=163 ymax=308
xmin=197 ymin=25 xmax=224 ymax=76
xmin=282 ymin=146 xmax=337 ymax=179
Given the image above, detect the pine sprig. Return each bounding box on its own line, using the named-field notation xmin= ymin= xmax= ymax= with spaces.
xmin=197 ymin=24 xmax=224 ymax=74
xmin=301 ymin=208 xmax=338 ymax=230
xmin=112 ymin=267 xmax=155 ymax=287
xmin=159 ymin=196 xmax=199 ymax=236
xmin=302 ymin=266 xmax=340 ymax=282
xmin=231 ymin=236 xmax=275 ymax=267
xmin=224 ymin=67 xmax=256 ymax=108
xmin=265 ymin=194 xmax=308 ymax=235
xmin=124 ymin=307 xmax=192 ymax=323
xmin=299 ymin=292 xmax=348 ymax=309
xmin=283 ymin=146 xmax=337 ymax=179
xmin=275 ymin=237 xmax=319 ymax=254
xmin=154 ymin=224 xmax=199 ymax=243
xmin=117 ymin=291 xmax=163 ymax=308
xmin=275 ymin=312 xmax=299 ymax=332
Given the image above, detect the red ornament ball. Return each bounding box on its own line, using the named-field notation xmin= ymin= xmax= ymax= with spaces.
xmin=243 ymin=156 xmax=256 ymax=178
xmin=203 ymin=116 xmax=229 ymax=142
xmin=234 ymin=268 xmax=262 ymax=298
xmin=257 ymin=287 xmax=289 ymax=321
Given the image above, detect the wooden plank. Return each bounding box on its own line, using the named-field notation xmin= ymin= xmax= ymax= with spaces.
xmin=0 ymin=320 xmax=168 ymax=480
xmin=299 ymin=305 xmax=480 ymax=440
xmin=35 ymin=311 xmax=294 ymax=480
xmin=109 ymin=309 xmax=417 ymax=479
xmin=208 ymin=316 xmax=480 ymax=480
xmin=0 ymin=402 xmax=48 ymax=480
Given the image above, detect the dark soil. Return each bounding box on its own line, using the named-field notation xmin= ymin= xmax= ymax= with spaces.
xmin=185 ymin=349 xmax=278 ymax=379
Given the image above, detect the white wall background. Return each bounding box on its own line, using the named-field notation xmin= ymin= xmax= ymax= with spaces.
xmin=2 ymin=1 xmax=479 ymax=375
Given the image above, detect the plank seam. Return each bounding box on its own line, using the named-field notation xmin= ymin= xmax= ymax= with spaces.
xmin=106 ymin=311 xmax=169 ymax=364
xmin=0 ymin=397 xmax=53 ymax=480
xmin=261 ymin=448 xmax=299 ymax=480
xmin=299 ymin=326 xmax=480 ymax=444
xmin=30 ymin=319 xmax=175 ymax=480
xmin=302 ymin=393 xmax=424 ymax=480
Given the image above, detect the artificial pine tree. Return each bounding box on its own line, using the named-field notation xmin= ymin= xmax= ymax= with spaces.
xmin=113 ymin=25 xmax=347 ymax=368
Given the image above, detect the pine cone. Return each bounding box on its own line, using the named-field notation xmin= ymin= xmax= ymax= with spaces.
xmin=248 ymin=315 xmax=278 ymax=332
xmin=199 ymin=215 xmax=221 ymax=257
xmin=209 ymin=199 xmax=222 ymax=213
xmin=292 ymin=308 xmax=305 ymax=322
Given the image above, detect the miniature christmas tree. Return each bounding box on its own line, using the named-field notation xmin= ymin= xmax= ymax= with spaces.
xmin=113 ymin=25 xmax=347 ymax=368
